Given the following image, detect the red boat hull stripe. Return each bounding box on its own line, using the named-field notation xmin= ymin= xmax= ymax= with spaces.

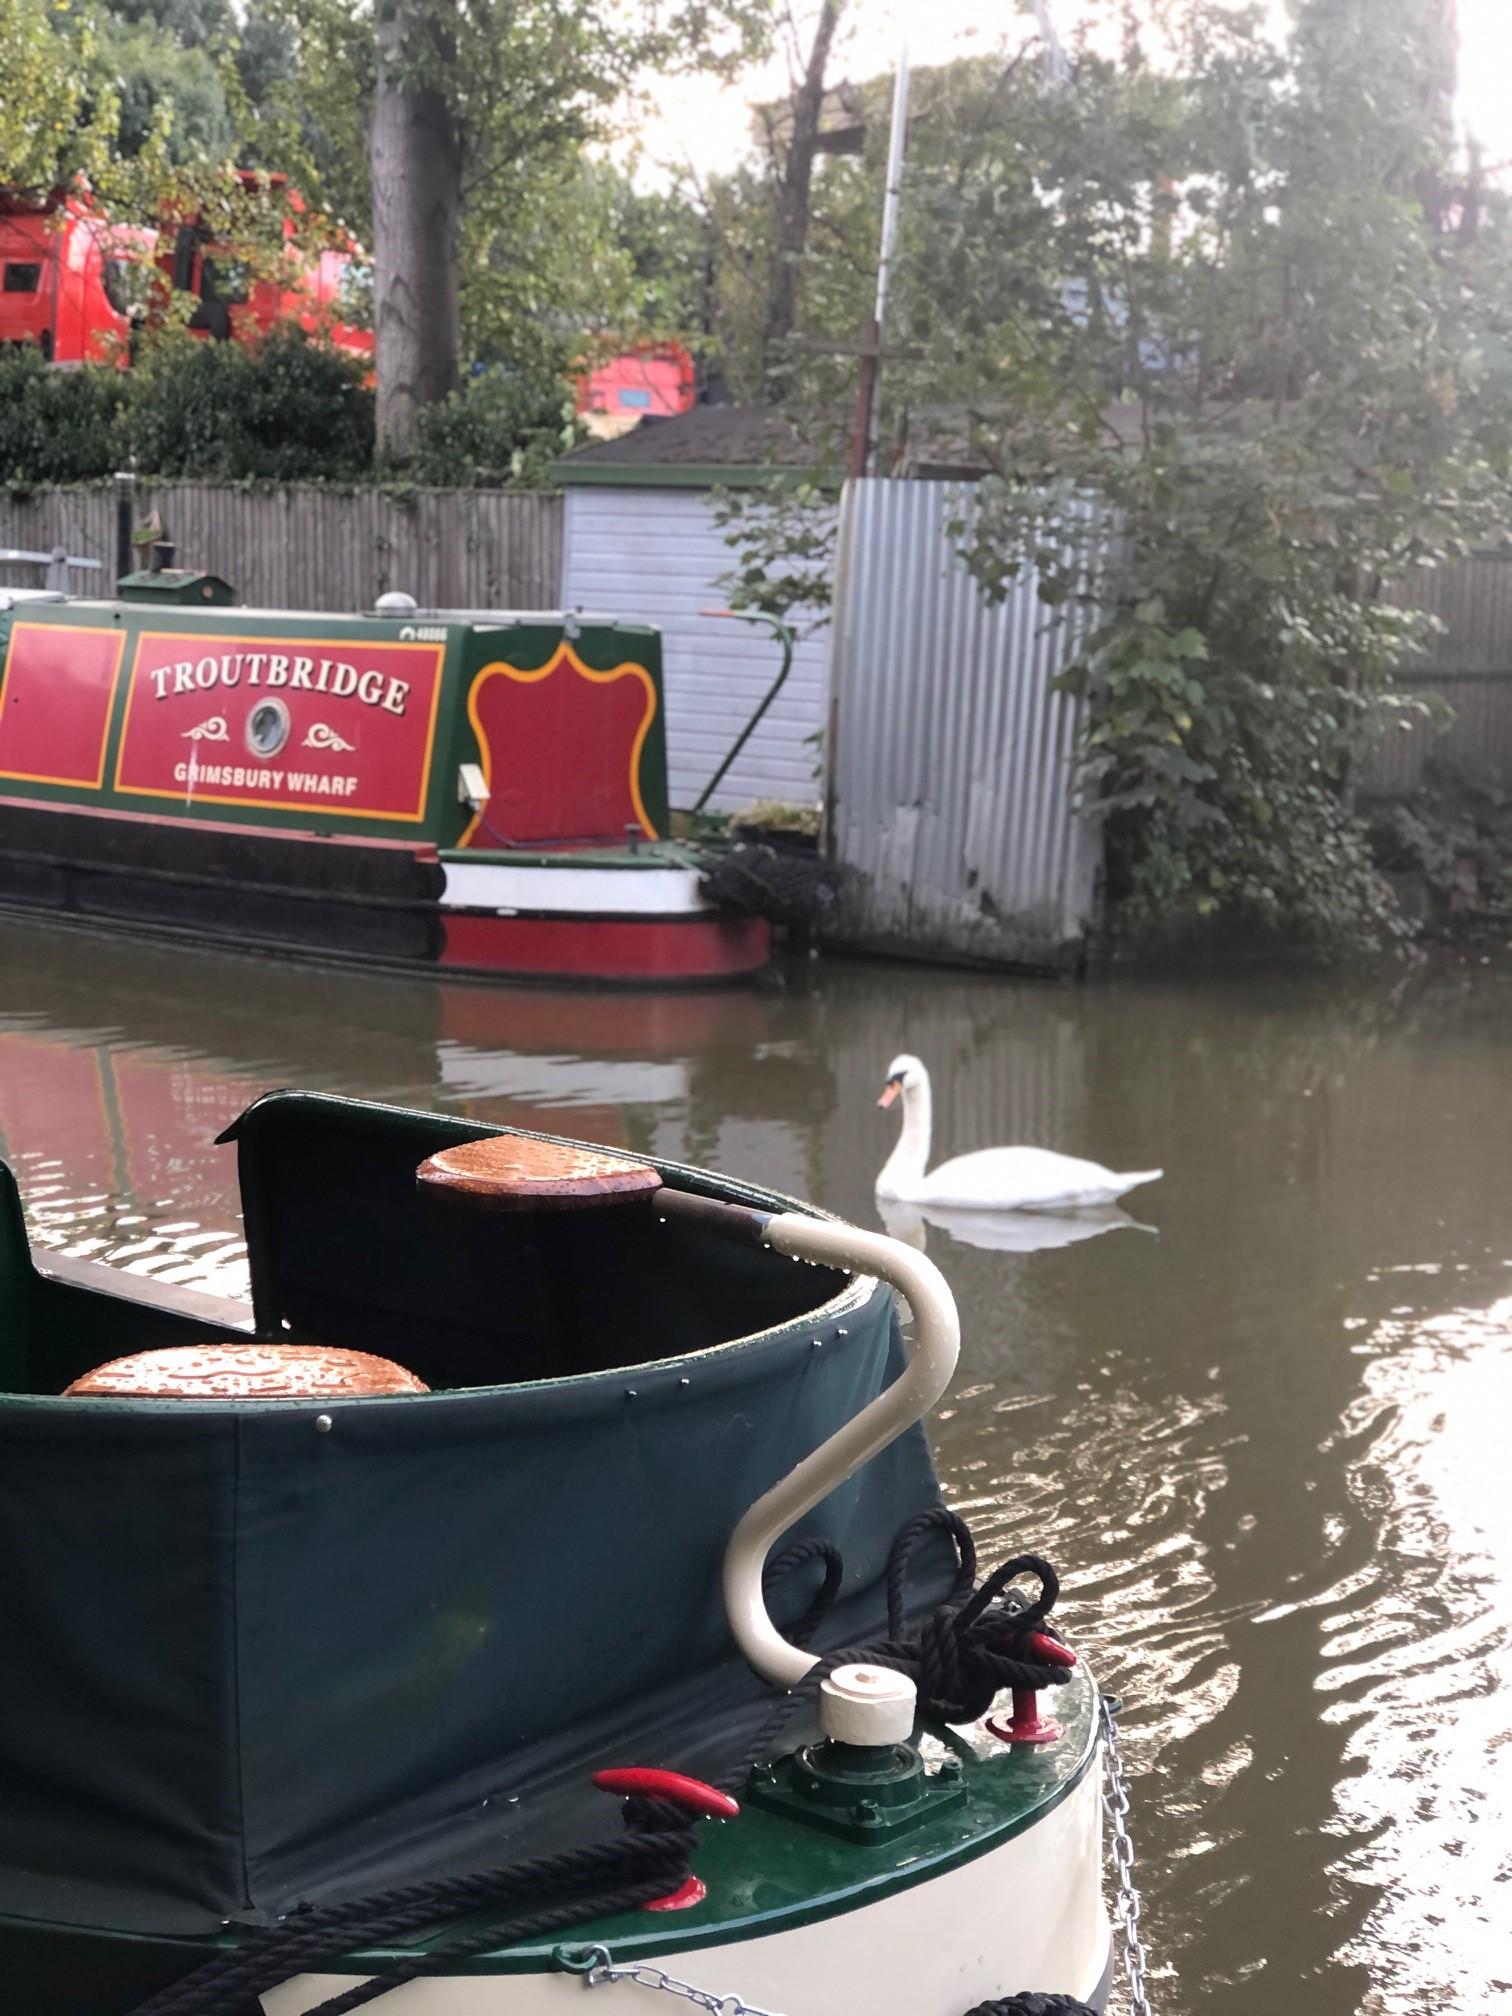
xmin=442 ymin=911 xmax=770 ymax=981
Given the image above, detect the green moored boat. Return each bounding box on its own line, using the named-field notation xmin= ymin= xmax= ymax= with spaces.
xmin=0 ymin=1091 xmax=1114 ymax=2016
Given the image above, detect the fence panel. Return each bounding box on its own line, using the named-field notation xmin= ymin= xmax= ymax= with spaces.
xmin=826 ymin=478 xmax=1104 ymax=971
xmin=1361 ymin=554 xmax=1512 ymax=794
xmin=0 ymin=484 xmax=562 ymax=612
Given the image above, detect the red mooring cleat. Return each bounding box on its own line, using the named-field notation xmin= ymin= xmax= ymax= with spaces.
xmin=592 ymin=1767 xmax=739 ymax=1910
xmin=986 ymin=1632 xmax=1078 ymax=1746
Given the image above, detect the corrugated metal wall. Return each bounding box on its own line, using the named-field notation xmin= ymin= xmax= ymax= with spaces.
xmin=826 ymin=479 xmax=1104 ymax=971
xmin=0 ymin=483 xmax=562 ymax=611
xmin=561 ymin=486 xmax=833 ymax=813
xmin=1359 ymin=553 xmax=1512 ymax=794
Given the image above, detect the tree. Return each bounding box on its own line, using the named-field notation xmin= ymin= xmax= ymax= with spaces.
xmin=274 ymin=0 xmax=770 ymax=458
xmin=370 ymin=0 xmax=462 ymax=442
xmin=760 ymin=0 xmax=843 ymax=392
xmin=0 ymin=0 xmax=120 ymax=193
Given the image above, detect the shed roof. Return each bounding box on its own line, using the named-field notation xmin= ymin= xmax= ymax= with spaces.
xmin=550 ymin=407 xmax=826 ymax=489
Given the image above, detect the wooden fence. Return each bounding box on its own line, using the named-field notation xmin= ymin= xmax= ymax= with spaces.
xmin=0 ymin=483 xmax=562 ymax=612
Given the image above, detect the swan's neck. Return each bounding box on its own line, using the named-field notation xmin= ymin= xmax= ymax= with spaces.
xmin=878 ymin=1079 xmax=931 ymax=1196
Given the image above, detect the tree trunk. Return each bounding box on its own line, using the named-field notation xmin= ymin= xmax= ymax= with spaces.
xmin=371 ymin=0 xmax=462 ymax=460
xmin=763 ymin=0 xmax=841 ymax=393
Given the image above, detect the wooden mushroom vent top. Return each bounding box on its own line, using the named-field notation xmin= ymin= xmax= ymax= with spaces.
xmin=417 ymin=1134 xmax=664 ymax=1211
xmin=65 ymin=1343 xmax=429 ymax=1400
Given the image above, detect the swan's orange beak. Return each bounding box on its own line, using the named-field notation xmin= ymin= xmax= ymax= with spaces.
xmin=878 ymin=1079 xmax=902 ymax=1109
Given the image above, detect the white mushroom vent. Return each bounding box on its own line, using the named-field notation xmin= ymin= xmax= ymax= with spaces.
xmin=818 ymin=1663 xmax=917 ymax=1747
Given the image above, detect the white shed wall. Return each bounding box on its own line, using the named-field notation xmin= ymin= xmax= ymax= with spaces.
xmin=560 ymin=486 xmax=833 ymax=814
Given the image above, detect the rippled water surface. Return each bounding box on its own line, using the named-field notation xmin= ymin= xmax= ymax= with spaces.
xmin=2 ymin=915 xmax=1510 ymax=2012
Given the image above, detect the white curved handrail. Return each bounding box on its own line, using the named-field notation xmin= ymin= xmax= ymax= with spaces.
xmin=721 ymin=1212 xmax=961 ymax=1689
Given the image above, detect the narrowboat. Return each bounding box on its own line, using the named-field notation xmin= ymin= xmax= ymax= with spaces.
xmin=0 ymin=1091 xmax=1120 ymax=2015
xmin=0 ymin=585 xmax=770 ymax=985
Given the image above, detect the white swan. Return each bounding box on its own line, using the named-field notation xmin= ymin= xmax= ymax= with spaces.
xmin=876 ymin=1054 xmax=1162 ymax=1213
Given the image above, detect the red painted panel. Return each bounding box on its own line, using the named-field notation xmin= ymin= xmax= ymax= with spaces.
xmin=113 ymin=633 xmax=447 ymax=822
xmin=441 ymin=912 xmax=770 ymax=983
xmin=0 ymin=1035 xmax=112 ymax=1180
xmin=0 ymin=623 xmax=124 ymax=788
xmin=461 ymin=646 xmax=658 ymax=848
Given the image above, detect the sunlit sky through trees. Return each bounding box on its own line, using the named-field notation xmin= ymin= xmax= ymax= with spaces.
xmin=636 ymin=0 xmax=1512 ymax=186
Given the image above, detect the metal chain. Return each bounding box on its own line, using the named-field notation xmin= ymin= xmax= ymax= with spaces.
xmin=560 ymin=1945 xmax=786 ymax=2016
xmin=1100 ymin=1694 xmax=1153 ymax=2016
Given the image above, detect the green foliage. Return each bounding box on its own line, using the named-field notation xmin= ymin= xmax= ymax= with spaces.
xmin=0 ymin=347 xmax=131 ymax=484
xmin=714 ymin=478 xmax=838 ymax=634
xmin=91 ymin=11 xmax=236 ymax=162
xmin=1370 ymin=761 xmax=1512 ymax=913
xmin=0 ymin=0 xmax=122 ymax=193
xmin=0 ymin=331 xmax=373 ymax=484
xmin=261 ymin=0 xmax=770 ymax=443
xmin=123 ymin=327 xmax=374 ymax=478
xmin=405 ymin=372 xmax=585 ymax=487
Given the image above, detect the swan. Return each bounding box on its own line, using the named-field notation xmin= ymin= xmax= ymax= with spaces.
xmin=876 ymin=1054 xmax=1162 ymax=1213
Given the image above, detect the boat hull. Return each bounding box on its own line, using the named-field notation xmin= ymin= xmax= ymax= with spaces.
xmin=0 ymin=798 xmax=770 ymax=987
xmin=262 ymin=1765 xmax=1111 ymax=2016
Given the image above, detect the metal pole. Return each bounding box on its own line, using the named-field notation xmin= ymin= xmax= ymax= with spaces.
xmin=1027 ymin=0 xmax=1070 ymax=87
xmin=854 ymin=41 xmax=911 ymax=481
xmin=114 ymin=470 xmax=136 ymax=589
xmin=872 ymin=39 xmax=910 ymax=351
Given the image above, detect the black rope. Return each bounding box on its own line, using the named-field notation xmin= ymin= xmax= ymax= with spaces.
xmin=721 ymin=1507 xmax=1074 ymax=1791
xmin=126 ymin=1803 xmax=696 ymax=2016
xmin=126 ymin=1509 xmax=1078 ymax=2016
xmin=964 ymin=1998 xmax=1101 ymax=2016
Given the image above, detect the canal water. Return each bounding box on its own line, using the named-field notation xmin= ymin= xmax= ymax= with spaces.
xmin=1 ymin=914 xmax=1508 ymax=2014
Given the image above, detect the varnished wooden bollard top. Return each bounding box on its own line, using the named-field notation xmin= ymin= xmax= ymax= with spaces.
xmin=417 ymin=1134 xmax=664 ymax=1211
xmin=66 ymin=1343 xmax=429 ymax=1399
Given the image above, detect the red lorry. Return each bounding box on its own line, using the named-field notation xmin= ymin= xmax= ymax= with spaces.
xmin=0 ymin=178 xmax=372 ymax=367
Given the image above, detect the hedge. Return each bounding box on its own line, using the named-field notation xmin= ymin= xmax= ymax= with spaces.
xmin=0 ymin=339 xmax=582 ymax=487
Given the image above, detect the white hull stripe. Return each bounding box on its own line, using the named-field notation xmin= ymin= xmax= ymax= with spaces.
xmin=441 ymin=862 xmax=715 ymax=917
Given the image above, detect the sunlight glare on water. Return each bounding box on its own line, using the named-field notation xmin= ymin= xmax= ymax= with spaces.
xmin=0 ymin=915 xmax=1509 ymax=2012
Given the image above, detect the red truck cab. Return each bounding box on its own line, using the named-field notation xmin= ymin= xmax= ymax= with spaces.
xmin=160 ymin=175 xmax=372 ymax=363
xmin=0 ymin=177 xmax=371 ymax=368
xmin=0 ymin=190 xmax=152 ymax=365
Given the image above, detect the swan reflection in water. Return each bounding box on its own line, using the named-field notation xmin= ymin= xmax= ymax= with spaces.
xmin=878 ymin=1197 xmax=1153 ymax=1255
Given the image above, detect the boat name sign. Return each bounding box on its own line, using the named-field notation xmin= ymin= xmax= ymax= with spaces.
xmin=113 ymin=631 xmax=449 ymax=821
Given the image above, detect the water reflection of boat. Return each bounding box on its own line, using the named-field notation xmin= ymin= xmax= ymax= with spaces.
xmin=880 ymin=1197 xmax=1150 ymax=1254
xmin=0 ymin=1091 xmax=1113 ymax=2014
xmin=0 ymin=924 xmax=801 ymax=1274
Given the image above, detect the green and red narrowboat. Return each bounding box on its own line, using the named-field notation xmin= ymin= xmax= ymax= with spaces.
xmin=0 ymin=588 xmax=769 ymax=985
xmin=0 ymin=1091 xmax=1118 ymax=2016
